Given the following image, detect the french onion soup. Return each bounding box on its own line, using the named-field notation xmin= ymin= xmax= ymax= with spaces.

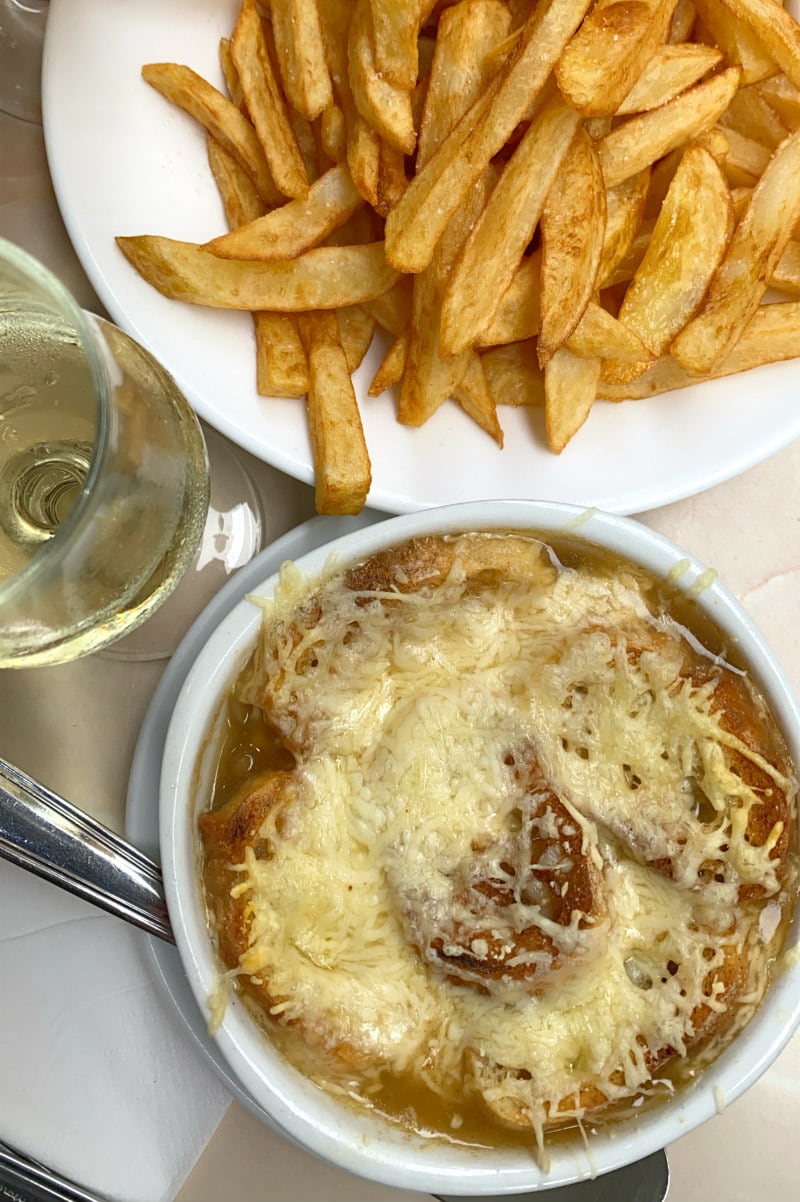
xmin=198 ymin=531 xmax=798 ymax=1154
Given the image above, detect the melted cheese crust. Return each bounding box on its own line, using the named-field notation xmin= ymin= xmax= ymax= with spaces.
xmin=217 ymin=534 xmax=797 ymax=1140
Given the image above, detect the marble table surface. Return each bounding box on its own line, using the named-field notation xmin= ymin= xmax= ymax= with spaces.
xmin=2 ymin=105 xmax=800 ymax=1202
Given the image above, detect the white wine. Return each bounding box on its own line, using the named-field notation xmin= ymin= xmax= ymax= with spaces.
xmin=0 ymin=311 xmax=96 ymax=579
xmin=0 ymin=239 xmax=209 ymax=667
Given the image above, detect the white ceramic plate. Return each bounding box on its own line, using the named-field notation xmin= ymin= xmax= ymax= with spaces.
xmin=42 ymin=0 xmax=800 ymax=515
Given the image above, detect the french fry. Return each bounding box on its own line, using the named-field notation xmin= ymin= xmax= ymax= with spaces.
xmin=375 ymin=142 xmax=408 ymax=218
xmin=453 ymin=355 xmax=505 ymax=446
xmin=556 ymin=0 xmax=676 ymax=116
xmin=440 ymin=100 xmax=581 ymax=356
xmin=670 ymin=0 xmax=698 ymax=42
xmin=231 ymin=0 xmax=309 ymax=199
xmin=619 ymin=145 xmax=733 ymax=356
xmin=337 ymin=304 xmax=376 ymax=373
xmin=478 ymin=253 xmax=541 ymax=347
xmin=598 ymin=170 xmax=651 ymax=284
xmin=693 ymin=0 xmax=778 ymax=84
xmin=770 ymin=237 xmax=800 ymax=295
xmin=348 ymin=0 xmax=416 ymax=155
xmin=141 ymin=63 xmax=281 ymax=206
xmin=718 ymin=125 xmax=771 ymax=186
xmin=268 ymin=0 xmax=333 ymax=121
xmin=598 ymin=68 xmax=741 ymax=187
xmin=205 ymin=136 xmax=308 ymax=399
xmin=482 ymin=341 xmax=546 ymax=407
xmin=369 ymin=0 xmax=425 ymax=89
xmin=384 ymin=0 xmax=594 ymax=273
xmin=347 ymin=116 xmax=382 ymax=209
xmin=672 ymin=127 xmax=800 ymax=372
xmin=599 ymin=300 xmax=800 ymax=397
xmin=204 ymin=163 xmax=364 ymax=261
xmin=416 ymin=0 xmax=512 ymax=169
xmin=297 ymin=311 xmax=371 ymax=514
xmin=567 ymin=301 xmax=653 ymax=368
xmin=720 ymin=83 xmax=790 ymax=147
xmin=206 ymin=134 xmax=263 ymax=228
xmin=399 ymin=170 xmax=494 ymax=426
xmin=544 ymin=347 xmax=600 ymax=452
xmin=364 ymin=277 xmax=413 ymax=336
xmin=255 ymin=311 xmax=309 ymax=398
xmin=759 ymin=74 xmax=800 ymax=126
xmin=717 ymin=0 xmax=800 ymax=92
xmin=320 ymin=103 xmax=347 ymax=163
xmin=616 ymin=44 xmax=724 ymax=116
xmin=115 ymin=237 xmax=398 ymax=310
xmin=219 ymin=38 xmax=244 ymax=109
xmin=368 ymin=328 xmax=409 ymax=395
xmin=400 ymin=11 xmax=508 ymax=427
xmin=538 ymin=127 xmax=606 ymax=364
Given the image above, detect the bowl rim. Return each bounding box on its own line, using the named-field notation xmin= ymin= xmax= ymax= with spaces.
xmin=159 ymin=499 xmax=800 ymax=1195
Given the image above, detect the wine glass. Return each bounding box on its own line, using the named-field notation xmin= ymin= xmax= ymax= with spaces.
xmin=0 ymin=236 xmax=210 ymax=667
xmin=0 ymin=0 xmax=48 ymax=124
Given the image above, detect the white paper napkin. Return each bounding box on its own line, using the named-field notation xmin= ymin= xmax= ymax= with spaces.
xmin=0 ymin=858 xmax=231 ymax=1202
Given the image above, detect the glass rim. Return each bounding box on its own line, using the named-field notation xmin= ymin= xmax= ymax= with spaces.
xmin=0 ymin=237 xmax=112 ymax=603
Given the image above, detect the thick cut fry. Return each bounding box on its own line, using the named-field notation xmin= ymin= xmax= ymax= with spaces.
xmin=320 ymin=104 xmax=347 ymax=163
xmin=544 ymin=347 xmax=600 ymax=452
xmin=204 ymin=164 xmax=364 ymax=262
xmin=297 ymin=311 xmax=371 ymax=514
xmin=337 ymin=304 xmax=376 ymax=372
xmin=482 ymin=341 xmax=546 ymax=407
xmin=206 ymin=135 xmax=264 ymax=229
xmin=598 ymin=170 xmax=651 ymax=284
xmin=670 ymin=0 xmax=698 ymax=41
xmin=619 ymin=146 xmax=733 ymax=356
xmin=347 ymin=116 xmax=381 ymax=209
xmin=369 ymin=0 xmax=425 ymax=89
xmin=538 ymin=127 xmax=606 ymax=364
xmin=400 ymin=171 xmax=494 ymax=425
xmin=598 ymin=68 xmax=741 ymax=187
xmin=348 ymin=0 xmax=416 ymax=155
xmin=759 ymin=75 xmax=800 ymax=126
xmin=368 ymin=328 xmax=409 ymax=395
xmin=255 ymin=311 xmax=309 ymax=397
xmin=719 ymin=126 xmax=771 ymax=186
xmin=721 ymin=84 xmax=790 ymax=148
xmin=141 ymin=63 xmax=280 ymax=205
xmin=771 ymin=238 xmax=800 ymax=295
xmin=376 ymin=143 xmax=408 ymax=218
xmin=453 ymin=355 xmax=505 ymax=446
xmin=718 ymin=0 xmax=800 ymax=92
xmin=205 ymin=137 xmax=308 ymax=398
xmin=440 ymin=100 xmax=581 ymax=356
xmin=231 ymin=0 xmax=309 ymax=199
xmin=693 ymin=0 xmax=778 ymax=84
xmin=115 ymin=237 xmax=398 ymax=310
xmin=384 ymin=0 xmax=593 ymax=273
xmin=556 ymin=0 xmax=677 ymax=116
xmin=269 ymin=0 xmax=333 ymax=121
xmin=672 ymin=127 xmax=800 ymax=371
xmin=616 ymin=44 xmax=723 ymax=115
xmin=599 ymin=300 xmax=800 ymax=397
xmin=219 ymin=38 xmax=244 ymax=109
xmin=478 ymin=253 xmax=541 ymax=347
xmin=400 ymin=16 xmax=507 ymax=428
xmin=364 ymin=277 xmax=413 ymax=336
xmin=567 ymin=301 xmax=653 ymax=367
xmin=416 ymin=0 xmax=512 ymax=169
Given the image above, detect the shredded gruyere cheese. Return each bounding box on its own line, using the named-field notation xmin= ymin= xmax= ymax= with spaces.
xmin=211 ymin=533 xmax=797 ymax=1146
